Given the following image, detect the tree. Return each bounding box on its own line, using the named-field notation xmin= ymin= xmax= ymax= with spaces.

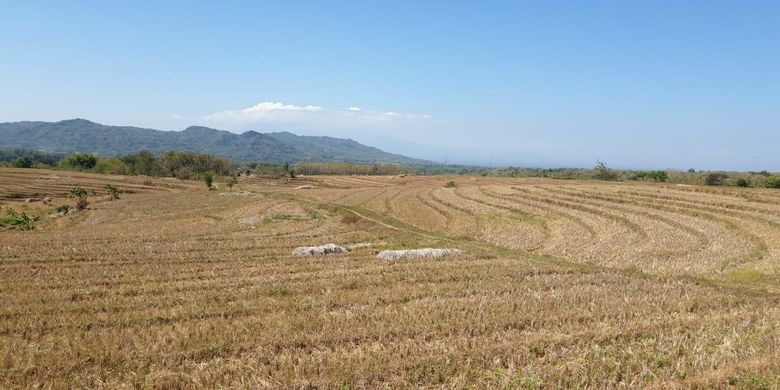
xmin=123 ymin=150 xmax=158 ymax=176
xmin=93 ymin=157 xmax=128 ymax=175
xmin=157 ymin=151 xmax=231 ymax=179
xmin=12 ymin=155 xmax=33 ymax=168
xmin=202 ymin=171 xmax=215 ymax=189
xmin=60 ymin=153 xmax=98 ymax=170
xmin=593 ymin=160 xmax=618 ymax=181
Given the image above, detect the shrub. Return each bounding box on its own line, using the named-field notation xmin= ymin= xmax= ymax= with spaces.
xmin=70 ymin=187 xmax=89 ymax=210
xmin=445 ymin=181 xmax=457 ymax=188
xmin=0 ymin=208 xmax=38 ymax=230
xmin=76 ymin=197 xmax=88 ymax=211
xmin=764 ymin=176 xmax=780 ymax=189
xmin=633 ymin=170 xmax=668 ymax=182
xmin=704 ymin=173 xmax=727 ymax=186
xmin=735 ymin=178 xmax=749 ymax=188
xmin=70 ymin=187 xmax=87 ymax=198
xmin=225 ymin=176 xmax=237 ymax=189
xmin=202 ymin=171 xmax=215 ymax=189
xmin=105 ymin=184 xmax=120 ymax=200
xmin=55 ymin=205 xmax=70 ymax=214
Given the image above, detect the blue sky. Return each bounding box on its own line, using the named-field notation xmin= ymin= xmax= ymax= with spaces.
xmin=1 ymin=1 xmax=778 ymax=170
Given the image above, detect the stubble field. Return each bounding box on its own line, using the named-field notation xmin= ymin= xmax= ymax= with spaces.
xmin=1 ymin=168 xmax=779 ymax=388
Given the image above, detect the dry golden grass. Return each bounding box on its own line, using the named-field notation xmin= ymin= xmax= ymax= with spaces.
xmin=1 ymin=169 xmax=779 ymax=388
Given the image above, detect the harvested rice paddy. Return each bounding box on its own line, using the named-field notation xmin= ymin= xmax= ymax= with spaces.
xmin=1 ymin=168 xmax=778 ymax=388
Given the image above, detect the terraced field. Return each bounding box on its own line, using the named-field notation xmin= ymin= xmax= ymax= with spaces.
xmin=1 ymin=169 xmax=779 ymax=388
xmin=308 ymin=176 xmax=780 ymax=285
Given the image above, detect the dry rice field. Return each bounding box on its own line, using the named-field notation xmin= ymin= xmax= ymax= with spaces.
xmin=1 ymin=168 xmax=779 ymax=388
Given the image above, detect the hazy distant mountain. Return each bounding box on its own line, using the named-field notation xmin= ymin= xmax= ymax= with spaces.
xmin=0 ymin=119 xmax=430 ymax=164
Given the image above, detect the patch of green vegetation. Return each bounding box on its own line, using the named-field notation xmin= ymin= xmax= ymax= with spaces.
xmin=261 ymin=213 xmax=312 ymax=223
xmin=105 ymin=184 xmax=120 ymax=200
xmin=719 ymin=269 xmax=771 ymax=283
xmin=305 ymin=208 xmax=322 ymax=219
xmin=69 ymin=187 xmax=89 ymax=211
xmin=201 ymin=171 xmax=215 ymax=189
xmin=729 ymin=373 xmax=772 ymax=390
xmin=0 ymin=207 xmax=39 ymax=230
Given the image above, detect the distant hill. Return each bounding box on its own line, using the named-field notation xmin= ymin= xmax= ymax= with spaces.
xmin=0 ymin=119 xmax=430 ymax=164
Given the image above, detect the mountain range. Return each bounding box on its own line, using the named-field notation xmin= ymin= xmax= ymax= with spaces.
xmin=0 ymin=119 xmax=429 ymax=164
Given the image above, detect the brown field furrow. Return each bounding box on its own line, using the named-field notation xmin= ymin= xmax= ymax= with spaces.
xmin=495 ymin=186 xmax=647 ymax=262
xmin=555 ymin=184 xmax=780 ymax=238
xmin=318 ymin=176 xmax=392 ymax=188
xmin=529 ymin=185 xmax=718 ymax=256
xmin=614 ymin=186 xmax=780 ymax=222
xmin=479 ymin=186 xmax=597 ymax=239
xmin=386 ymin=186 xmax=450 ymax=232
xmin=354 ymin=187 xmax=400 ymax=215
xmin=543 ymin=185 xmax=774 ymax=273
xmin=658 ymin=183 xmax=780 ymax=204
xmin=529 ymin=185 xmax=760 ymax=266
xmin=544 ymin=186 xmax=714 ymax=250
xmin=337 ymin=186 xmax=396 ymax=207
xmin=527 ymin=185 xmax=650 ymax=239
xmin=477 ymin=185 xmax=711 ymax=273
xmin=452 ymin=186 xmax=550 ymax=251
xmin=415 ymin=188 xmax=453 ymax=226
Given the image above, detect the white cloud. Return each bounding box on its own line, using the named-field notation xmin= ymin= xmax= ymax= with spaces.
xmin=243 ymin=102 xmax=323 ymax=112
xmin=204 ymin=101 xmax=324 ymax=124
xmin=200 ymin=101 xmax=432 ymax=132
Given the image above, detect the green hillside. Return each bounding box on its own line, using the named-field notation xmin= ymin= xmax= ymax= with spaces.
xmin=0 ymin=119 xmax=429 ymax=164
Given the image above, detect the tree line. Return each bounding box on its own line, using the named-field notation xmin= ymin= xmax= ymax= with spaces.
xmin=1 ymin=149 xmax=232 ymax=179
xmin=2 ymin=148 xmax=778 ymax=188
